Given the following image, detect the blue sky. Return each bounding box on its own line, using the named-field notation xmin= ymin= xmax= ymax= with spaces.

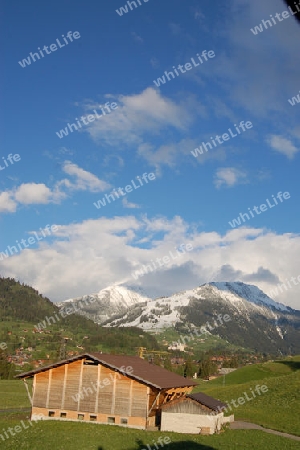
xmin=1 ymin=0 xmax=300 ymax=308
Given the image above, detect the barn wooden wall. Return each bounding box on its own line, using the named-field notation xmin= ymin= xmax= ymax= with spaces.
xmin=32 ymin=359 xmax=148 ymax=418
xmin=162 ymin=398 xmax=211 ymax=415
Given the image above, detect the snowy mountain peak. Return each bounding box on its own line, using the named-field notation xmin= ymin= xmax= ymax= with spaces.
xmin=62 ymin=284 xmax=151 ymax=307
xmin=96 ymin=285 xmax=150 ymax=307
xmin=208 ymin=281 xmax=289 ymax=312
xmin=59 ymin=284 xmax=152 ymax=324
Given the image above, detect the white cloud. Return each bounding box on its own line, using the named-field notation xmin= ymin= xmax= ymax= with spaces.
xmin=137 ymin=140 xmax=194 ymax=175
xmin=0 ymin=161 xmax=110 ymax=214
xmin=75 ymin=89 xmax=209 ymax=172
xmin=122 ymin=197 xmax=140 ymax=209
xmin=83 ymin=87 xmax=193 ymax=147
xmin=62 ymin=161 xmax=111 ymax=192
xmin=207 ymin=0 xmax=300 ymax=125
xmin=214 ymin=167 xmax=248 ymax=188
xmin=14 ymin=183 xmax=53 ymax=204
xmin=0 ymin=192 xmax=17 ymax=213
xmin=266 ymin=135 xmax=299 ymax=159
xmin=0 ymin=215 xmax=299 ymax=310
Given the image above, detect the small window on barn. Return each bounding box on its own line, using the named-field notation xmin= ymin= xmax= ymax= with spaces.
xmin=107 ymin=417 xmax=115 ymax=424
xmin=48 ymin=411 xmax=55 ymax=417
xmin=78 ymin=414 xmax=84 ymax=420
xmin=120 ymin=418 xmax=128 ymax=425
xmin=60 ymin=412 xmax=67 ymax=418
xmin=90 ymin=415 xmax=97 ymax=421
xmin=84 ymin=359 xmax=98 ymax=365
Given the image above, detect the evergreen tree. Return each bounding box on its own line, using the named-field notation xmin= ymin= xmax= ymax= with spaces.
xmin=183 ymin=356 xmax=194 ymax=378
xmin=0 ymin=350 xmax=15 ymax=379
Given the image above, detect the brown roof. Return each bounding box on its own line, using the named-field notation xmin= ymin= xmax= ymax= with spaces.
xmin=188 ymin=392 xmax=227 ymax=411
xmin=16 ymin=352 xmax=197 ymax=390
xmin=161 ymin=393 xmax=227 ymax=412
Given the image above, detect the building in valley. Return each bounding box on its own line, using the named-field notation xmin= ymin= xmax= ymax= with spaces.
xmin=16 ymin=352 xmax=197 ymax=430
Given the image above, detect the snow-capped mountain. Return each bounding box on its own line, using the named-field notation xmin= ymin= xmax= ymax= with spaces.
xmin=209 ymin=281 xmax=289 ymax=312
xmin=59 ymin=281 xmax=299 ymax=354
xmin=104 ymin=282 xmax=300 ymax=354
xmin=58 ymin=285 xmax=151 ymax=324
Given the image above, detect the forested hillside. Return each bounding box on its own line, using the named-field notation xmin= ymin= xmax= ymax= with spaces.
xmin=0 ymin=277 xmax=160 ymax=377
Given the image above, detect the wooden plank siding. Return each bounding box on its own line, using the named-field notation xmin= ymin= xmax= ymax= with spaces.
xmin=97 ymin=365 xmax=113 ymax=414
xmin=161 ymin=397 xmax=212 ymax=415
xmin=63 ymin=360 xmax=81 ymax=411
xmin=28 ymin=357 xmax=194 ymax=430
xmin=131 ymin=382 xmax=148 ymax=418
xmin=79 ymin=364 xmax=98 ymax=413
xmin=32 ymin=371 xmax=49 ymax=408
xmin=48 ymin=366 xmax=65 ymax=409
xmin=114 ymin=374 xmax=131 ymax=416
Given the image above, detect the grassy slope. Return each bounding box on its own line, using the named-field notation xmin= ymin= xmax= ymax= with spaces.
xmin=193 ymin=357 xmax=300 ymax=436
xmin=155 ymin=327 xmax=243 ymax=353
xmin=0 ymin=381 xmax=31 ymax=410
xmin=1 ymin=360 xmax=300 ymax=450
xmin=0 ymin=414 xmax=299 ymax=450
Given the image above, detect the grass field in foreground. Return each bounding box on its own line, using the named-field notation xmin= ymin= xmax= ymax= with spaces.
xmin=0 ymin=380 xmax=31 ymax=410
xmin=0 ymin=413 xmax=299 ymax=450
xmin=0 ymin=357 xmax=299 ymax=448
xmin=193 ymin=358 xmax=300 ymax=436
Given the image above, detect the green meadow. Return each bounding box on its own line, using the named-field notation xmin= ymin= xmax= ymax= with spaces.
xmin=0 ymin=357 xmax=299 ymax=449
xmin=193 ymin=357 xmax=300 ymax=436
xmin=0 ymin=413 xmax=299 ymax=450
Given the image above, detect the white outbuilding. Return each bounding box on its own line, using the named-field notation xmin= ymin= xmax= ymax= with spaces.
xmin=160 ymin=392 xmax=234 ymax=435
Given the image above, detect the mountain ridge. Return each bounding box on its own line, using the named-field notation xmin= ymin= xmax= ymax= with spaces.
xmin=93 ymin=281 xmax=300 ymax=355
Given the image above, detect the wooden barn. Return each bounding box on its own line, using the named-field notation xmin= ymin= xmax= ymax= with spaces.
xmin=16 ymin=352 xmax=197 ymax=430
xmin=161 ymin=392 xmax=234 ymax=434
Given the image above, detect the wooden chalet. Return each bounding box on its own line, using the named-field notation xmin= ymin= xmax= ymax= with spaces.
xmin=16 ymin=352 xmax=197 ymax=430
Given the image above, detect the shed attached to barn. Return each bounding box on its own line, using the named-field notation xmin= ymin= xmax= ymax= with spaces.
xmin=16 ymin=352 xmax=197 ymax=430
xmin=161 ymin=392 xmax=234 ymax=434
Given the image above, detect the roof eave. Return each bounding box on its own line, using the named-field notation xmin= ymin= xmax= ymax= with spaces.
xmin=15 ymin=353 xmax=196 ymax=390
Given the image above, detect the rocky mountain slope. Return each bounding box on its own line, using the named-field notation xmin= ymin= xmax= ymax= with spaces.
xmin=103 ymin=282 xmax=300 ymax=355
xmin=58 ymin=285 xmax=151 ymax=324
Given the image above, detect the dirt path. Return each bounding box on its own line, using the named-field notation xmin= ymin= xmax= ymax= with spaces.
xmin=231 ymin=421 xmax=300 ymax=441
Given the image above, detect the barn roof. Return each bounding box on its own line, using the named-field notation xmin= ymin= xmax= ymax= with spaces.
xmin=188 ymin=392 xmax=227 ymax=411
xmin=161 ymin=392 xmax=227 ymax=412
xmin=16 ymin=352 xmax=197 ymax=390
